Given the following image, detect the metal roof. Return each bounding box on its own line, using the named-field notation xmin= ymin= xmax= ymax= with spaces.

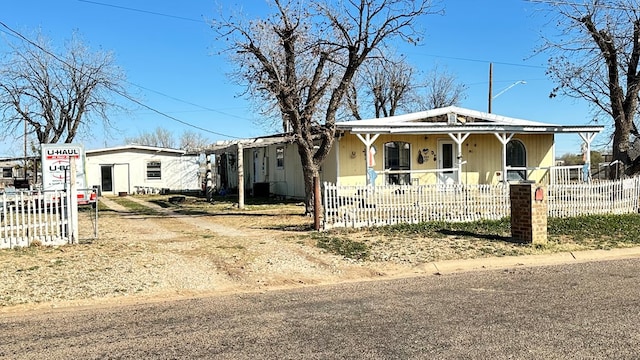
xmin=335 ymin=106 xmax=605 ymax=134
xmin=85 ymin=144 xmax=187 ymax=155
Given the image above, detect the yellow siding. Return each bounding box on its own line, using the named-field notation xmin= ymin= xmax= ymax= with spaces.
xmin=335 ymin=132 xmax=555 ymax=185
xmin=515 ymin=134 xmax=555 ymax=184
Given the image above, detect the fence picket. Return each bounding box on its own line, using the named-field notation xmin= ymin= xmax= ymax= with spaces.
xmin=323 ymin=178 xmax=640 ymax=230
xmin=0 ymin=190 xmax=74 ymax=249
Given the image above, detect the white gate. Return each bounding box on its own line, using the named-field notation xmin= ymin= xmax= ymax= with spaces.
xmin=0 ymin=190 xmax=78 ymax=249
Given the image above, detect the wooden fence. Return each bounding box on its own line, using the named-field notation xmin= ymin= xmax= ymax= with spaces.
xmin=323 ymin=177 xmax=640 ymax=229
xmin=0 ymin=190 xmax=76 ymax=249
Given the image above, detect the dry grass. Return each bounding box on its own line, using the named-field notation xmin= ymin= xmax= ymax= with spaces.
xmin=2 ymin=194 xmax=639 ymax=311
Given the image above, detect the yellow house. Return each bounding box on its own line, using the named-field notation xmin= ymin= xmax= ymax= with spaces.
xmin=210 ymin=107 xmax=603 ymax=199
xmin=330 ymin=106 xmax=603 ymax=187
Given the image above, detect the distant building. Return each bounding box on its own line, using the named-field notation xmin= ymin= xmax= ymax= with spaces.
xmin=85 ymin=145 xmax=202 ymax=195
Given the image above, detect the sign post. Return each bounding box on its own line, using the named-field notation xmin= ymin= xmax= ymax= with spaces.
xmin=69 ymin=156 xmax=79 ymax=243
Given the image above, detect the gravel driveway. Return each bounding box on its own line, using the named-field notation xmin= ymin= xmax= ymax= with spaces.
xmin=0 ymin=196 xmax=405 ymax=311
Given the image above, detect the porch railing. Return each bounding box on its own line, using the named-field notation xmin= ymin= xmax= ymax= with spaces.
xmin=376 ymin=168 xmax=461 ymax=185
xmin=549 ymin=165 xmax=587 ymax=184
xmin=372 ymin=165 xmax=595 ymax=186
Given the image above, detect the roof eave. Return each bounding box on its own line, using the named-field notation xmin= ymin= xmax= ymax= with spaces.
xmin=340 ymin=124 xmax=605 ymax=135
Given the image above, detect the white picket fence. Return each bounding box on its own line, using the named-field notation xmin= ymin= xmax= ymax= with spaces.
xmin=323 ymin=177 xmax=640 ymax=229
xmin=0 ymin=190 xmax=77 ymax=249
xmin=548 ymin=177 xmax=640 ymax=217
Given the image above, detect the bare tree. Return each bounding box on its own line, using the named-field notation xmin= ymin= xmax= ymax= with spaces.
xmin=346 ymin=59 xmax=466 ymax=120
xmin=531 ymin=0 xmax=640 ymax=175
xmin=415 ymin=64 xmax=467 ymax=109
xmin=0 ymin=31 xmax=127 ymax=147
xmin=125 ymin=127 xmax=176 ymax=148
xmin=125 ymin=127 xmax=208 ymax=151
xmin=214 ymin=0 xmax=440 ymax=213
xmin=180 ymin=130 xmax=210 ymax=152
xmin=346 ymin=55 xmax=414 ymax=120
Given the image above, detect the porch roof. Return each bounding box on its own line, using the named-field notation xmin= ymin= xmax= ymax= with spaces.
xmin=205 ymin=133 xmax=295 ymax=153
xmin=335 ymin=106 xmax=604 ymax=135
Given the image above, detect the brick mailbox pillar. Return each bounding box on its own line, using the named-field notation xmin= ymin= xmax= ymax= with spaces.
xmin=510 ymin=183 xmax=548 ymax=244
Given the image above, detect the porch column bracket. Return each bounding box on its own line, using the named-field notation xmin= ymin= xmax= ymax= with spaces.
xmin=447 ymin=132 xmax=470 ymax=145
xmin=355 ymin=133 xmax=380 ymax=147
xmin=494 ymin=132 xmax=515 ymax=145
xmin=494 ymin=133 xmax=515 ymax=183
xmin=448 ymin=133 xmax=470 ymax=184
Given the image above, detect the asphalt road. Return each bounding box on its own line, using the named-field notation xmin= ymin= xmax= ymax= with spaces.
xmin=1 ymin=258 xmax=639 ymax=359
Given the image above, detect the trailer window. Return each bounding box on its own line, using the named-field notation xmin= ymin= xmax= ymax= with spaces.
xmin=1 ymin=167 xmax=12 ymax=178
xmin=146 ymin=161 xmax=162 ymax=179
xmin=276 ymin=147 xmax=284 ymax=169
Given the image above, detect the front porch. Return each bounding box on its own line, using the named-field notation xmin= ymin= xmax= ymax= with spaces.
xmin=335 ymin=106 xmax=604 ymax=187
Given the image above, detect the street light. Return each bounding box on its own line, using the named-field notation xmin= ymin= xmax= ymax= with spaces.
xmin=493 ymin=80 xmax=527 ymax=99
xmin=488 ymin=80 xmax=526 ymax=113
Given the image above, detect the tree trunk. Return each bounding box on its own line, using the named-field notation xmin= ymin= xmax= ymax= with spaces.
xmin=611 ymin=112 xmax=633 ymax=178
xmin=297 ymin=141 xmax=319 ymax=215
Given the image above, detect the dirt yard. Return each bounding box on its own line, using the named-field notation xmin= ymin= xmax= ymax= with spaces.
xmin=0 ymin=196 xmax=420 ymax=312
xmin=5 ymin=193 xmax=608 ymax=313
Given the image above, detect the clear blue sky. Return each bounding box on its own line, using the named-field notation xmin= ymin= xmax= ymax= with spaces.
xmin=1 ymin=0 xmax=602 ymax=157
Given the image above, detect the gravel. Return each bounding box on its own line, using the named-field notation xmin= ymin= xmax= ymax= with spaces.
xmin=0 ymin=199 xmax=396 ymax=310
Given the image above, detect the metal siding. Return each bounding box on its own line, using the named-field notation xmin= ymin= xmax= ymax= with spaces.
xmin=86 ymin=150 xmax=200 ymax=193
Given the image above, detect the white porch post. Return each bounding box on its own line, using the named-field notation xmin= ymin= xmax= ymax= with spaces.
xmin=447 ymin=132 xmax=470 ymax=184
xmin=356 ymin=133 xmax=380 ymax=185
xmin=237 ymin=142 xmax=244 ymax=209
xmin=495 ymin=132 xmax=515 ymax=183
xmin=579 ymin=131 xmax=598 ymax=182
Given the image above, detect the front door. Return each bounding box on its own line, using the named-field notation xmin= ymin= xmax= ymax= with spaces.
xmin=101 ymin=165 xmax=113 ymax=193
xmin=438 ymin=140 xmax=458 ymax=184
xmin=253 ymin=149 xmax=268 ymax=183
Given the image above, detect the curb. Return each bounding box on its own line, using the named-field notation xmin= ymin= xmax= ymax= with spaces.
xmin=419 ymin=247 xmax=640 ymax=275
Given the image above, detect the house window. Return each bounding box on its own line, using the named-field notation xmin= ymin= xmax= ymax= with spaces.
xmin=276 ymin=147 xmax=284 ymax=169
xmin=384 ymin=141 xmax=411 ymax=185
xmin=146 ymin=161 xmax=162 ymax=179
xmin=2 ymin=167 xmax=12 ymax=178
xmin=506 ymin=139 xmax=527 ymax=181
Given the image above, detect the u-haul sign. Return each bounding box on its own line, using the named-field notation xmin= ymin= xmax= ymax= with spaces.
xmin=41 ymin=143 xmax=95 ymax=204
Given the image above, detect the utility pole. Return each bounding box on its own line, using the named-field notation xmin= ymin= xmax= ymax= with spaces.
xmin=23 ymin=106 xmax=28 ymax=182
xmin=488 ymin=63 xmax=493 ymax=113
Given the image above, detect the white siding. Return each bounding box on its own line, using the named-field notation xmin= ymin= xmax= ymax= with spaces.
xmin=86 ymin=149 xmax=200 ymax=195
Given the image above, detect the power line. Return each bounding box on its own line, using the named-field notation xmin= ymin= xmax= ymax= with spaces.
xmin=408 ymin=52 xmax=546 ymax=69
xmin=77 ymin=0 xmax=205 ymax=23
xmin=0 ymin=20 xmax=242 ymax=139
xmin=128 ymin=82 xmax=251 ymax=121
xmin=79 ymin=0 xmax=547 ymax=71
xmin=76 ymin=1 xmax=253 ymax=122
